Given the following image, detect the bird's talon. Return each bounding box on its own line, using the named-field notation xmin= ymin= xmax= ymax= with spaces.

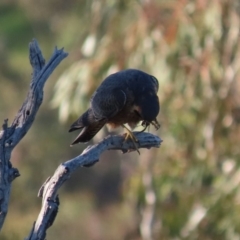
xmin=122 ymin=124 xmax=140 ymax=154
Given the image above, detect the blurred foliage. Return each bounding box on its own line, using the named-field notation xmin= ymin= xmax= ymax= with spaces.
xmin=1 ymin=0 xmax=240 ymax=240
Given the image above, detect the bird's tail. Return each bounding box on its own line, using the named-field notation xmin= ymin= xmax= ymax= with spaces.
xmin=69 ymin=109 xmax=106 ymax=145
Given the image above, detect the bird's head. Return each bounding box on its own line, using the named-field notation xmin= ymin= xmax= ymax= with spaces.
xmin=150 ymin=75 xmax=159 ymax=93
xmin=134 ymin=93 xmax=160 ymax=123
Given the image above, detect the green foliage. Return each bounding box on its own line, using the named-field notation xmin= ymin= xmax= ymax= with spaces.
xmin=1 ymin=0 xmax=240 ymax=239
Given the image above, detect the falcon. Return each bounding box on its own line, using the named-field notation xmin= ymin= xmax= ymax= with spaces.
xmin=69 ymin=69 xmax=160 ymax=149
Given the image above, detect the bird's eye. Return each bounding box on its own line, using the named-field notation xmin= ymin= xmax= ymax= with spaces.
xmin=151 ymin=76 xmax=159 ymax=91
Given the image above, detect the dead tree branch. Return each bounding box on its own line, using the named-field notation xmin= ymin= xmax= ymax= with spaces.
xmin=0 ymin=38 xmax=162 ymax=239
xmin=0 ymin=39 xmax=68 ymax=230
xmin=26 ymin=132 xmax=162 ymax=240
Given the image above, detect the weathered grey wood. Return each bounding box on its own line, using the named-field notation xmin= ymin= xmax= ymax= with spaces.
xmin=0 ymin=38 xmax=162 ymax=240
xmin=26 ymin=132 xmax=162 ymax=240
xmin=0 ymin=39 xmax=68 ymax=230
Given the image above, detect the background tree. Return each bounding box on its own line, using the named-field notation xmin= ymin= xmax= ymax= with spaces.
xmin=1 ymin=0 xmax=240 ymax=239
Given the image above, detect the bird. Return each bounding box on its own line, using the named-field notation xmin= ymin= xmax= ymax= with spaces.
xmin=69 ymin=69 xmax=160 ymax=149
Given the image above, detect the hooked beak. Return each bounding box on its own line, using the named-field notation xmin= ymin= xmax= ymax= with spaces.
xmin=151 ymin=119 xmax=161 ymax=130
xmin=141 ymin=119 xmax=160 ymax=131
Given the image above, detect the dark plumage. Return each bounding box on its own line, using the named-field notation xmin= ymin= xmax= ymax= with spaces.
xmin=69 ymin=69 xmax=160 ymax=145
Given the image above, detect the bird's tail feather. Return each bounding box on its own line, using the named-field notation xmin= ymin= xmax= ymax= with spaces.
xmin=69 ymin=109 xmax=106 ymax=145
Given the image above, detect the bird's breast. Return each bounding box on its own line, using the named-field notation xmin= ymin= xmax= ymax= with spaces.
xmin=107 ymin=104 xmax=141 ymax=129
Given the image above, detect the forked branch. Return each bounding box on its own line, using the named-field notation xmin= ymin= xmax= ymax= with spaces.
xmin=0 ymin=39 xmax=68 ymax=230
xmin=26 ymin=132 xmax=162 ymax=240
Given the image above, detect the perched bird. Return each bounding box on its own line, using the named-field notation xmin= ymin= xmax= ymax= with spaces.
xmin=69 ymin=69 xmax=160 ymax=147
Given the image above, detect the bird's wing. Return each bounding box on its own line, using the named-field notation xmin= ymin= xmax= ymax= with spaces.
xmin=91 ymin=88 xmax=127 ymax=121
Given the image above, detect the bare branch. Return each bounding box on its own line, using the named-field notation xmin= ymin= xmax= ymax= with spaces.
xmin=0 ymin=39 xmax=68 ymax=230
xmin=26 ymin=132 xmax=162 ymax=240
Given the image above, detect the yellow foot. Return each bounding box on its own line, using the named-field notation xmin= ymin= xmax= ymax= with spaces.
xmin=122 ymin=124 xmax=140 ymax=154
